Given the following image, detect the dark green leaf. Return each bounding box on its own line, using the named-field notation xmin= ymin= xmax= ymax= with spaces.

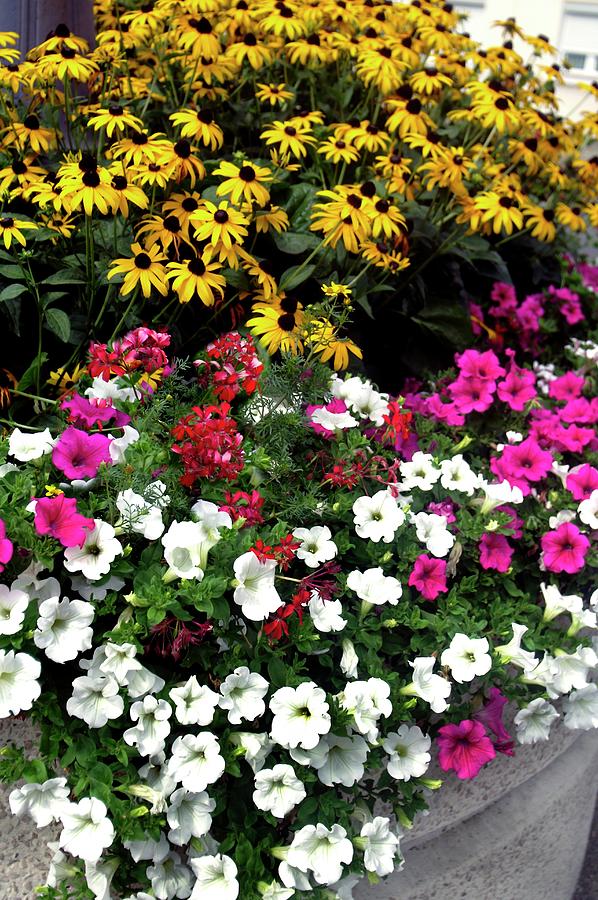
xmin=41 ymin=272 xmax=85 ymax=286
xmin=272 ymin=231 xmax=320 ymax=255
xmin=0 ymin=283 xmax=28 ymax=301
xmin=279 ymin=263 xmax=315 ymax=291
xmin=45 ymin=307 xmax=71 ymax=342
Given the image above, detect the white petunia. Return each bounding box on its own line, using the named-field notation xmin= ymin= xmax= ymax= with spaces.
xmin=514 ymin=698 xmax=559 ymax=744
xmin=476 ymin=479 xmax=524 ymax=514
xmin=85 ymin=858 xmax=118 ymax=900
xmin=293 ymin=526 xmax=338 ymax=568
xmin=439 ymin=455 xmax=479 ymax=495
xmin=124 ymin=695 xmax=173 ymax=757
xmin=147 ymin=851 xmax=193 ymax=900
xmin=8 ymin=427 xmax=54 ymax=461
xmin=64 ymin=520 xmax=123 ymax=581
xmin=288 ymin=823 xmax=353 ymax=886
xmin=116 ymin=485 xmax=168 ymax=541
xmin=346 ymin=567 xmax=402 ymax=608
xmin=169 ymin=676 xmax=219 ymax=727
xmin=161 ymin=521 xmax=211 ymax=581
xmin=9 ymin=777 xmax=69 ymax=827
xmin=100 ymin=642 xmax=143 ymax=684
xmin=311 ymin=406 xmax=358 ymax=432
xmin=270 ymin=682 xmax=331 ymax=750
xmin=190 ymin=854 xmax=239 ymax=900
xmin=359 ymin=817 xmax=401 ymax=877
xmin=66 ymin=674 xmax=123 ymax=728
xmin=563 ymin=684 xmax=598 ymax=730
xmin=494 ymin=623 xmax=538 ymax=670
xmin=578 ymin=490 xmax=598 ymax=530
xmin=383 ymin=724 xmax=431 ymax=781
xmin=551 ymin=646 xmax=598 ymax=694
xmin=440 ymin=633 xmax=492 ymax=683
xmin=399 ymin=452 xmax=441 ymax=492
xmin=86 ymin=376 xmax=136 ymax=403
xmin=0 ymin=585 xmax=29 ymax=635
xmin=352 ymin=490 xmax=405 ymax=543
xmin=315 ymin=733 xmax=369 ymax=787
xmin=233 ymin=552 xmax=283 ymax=621
xmin=403 ymin=657 xmax=451 ymax=713
xmin=167 ymin=733 xmax=225 ymax=792
xmin=167 ymin=788 xmax=215 ymax=845
xmin=108 ymin=425 xmax=140 ymax=463
xmin=34 ymin=596 xmax=94 ymax=663
xmin=59 ymin=797 xmax=114 ymax=862
xmin=219 ymin=666 xmax=269 ymax=724
xmin=412 ymin=512 xmax=455 ymax=558
xmin=341 ymin=677 xmax=391 ymax=742
xmin=540 ymin=582 xmax=583 ymax=623
xmin=0 ymin=649 xmax=41 ymax=717
xmin=258 ymin=881 xmax=295 ymax=900
xmin=125 ymin=833 xmax=169 ymax=864
xmin=253 ymin=763 xmax=306 ymax=818
xmin=340 ymin=639 xmax=359 ymax=679
xmin=308 ymin=591 xmax=346 ymax=633
xmin=229 ymin=732 xmax=273 ymax=774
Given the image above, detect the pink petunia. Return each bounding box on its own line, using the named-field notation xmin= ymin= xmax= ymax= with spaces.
xmin=425 ymin=394 xmax=466 ymax=427
xmin=490 ymin=282 xmax=517 ymax=318
xmin=448 ymin=376 xmax=495 ymax=414
xmin=52 ymin=427 xmax=112 ymax=480
xmin=455 ymin=349 xmax=504 ymax=383
xmin=33 ymin=495 xmax=95 ymax=548
xmin=479 ymin=533 xmax=513 ymax=573
xmin=0 ymin=519 xmax=13 ymax=573
xmin=496 ymin=364 xmax=536 ymax=412
xmin=548 ymin=371 xmax=585 ymax=403
xmin=408 ymin=554 xmax=448 ymax=601
xmin=61 ymin=393 xmax=130 ymax=430
xmin=490 ymin=438 xmax=553 ymax=495
xmin=437 ymin=719 xmax=496 ymax=779
xmin=428 ymin=500 xmax=457 ymax=524
xmin=541 ymin=522 xmax=590 ymax=575
xmin=473 ymin=689 xmax=514 ymax=756
xmin=566 ymin=464 xmax=598 ymax=501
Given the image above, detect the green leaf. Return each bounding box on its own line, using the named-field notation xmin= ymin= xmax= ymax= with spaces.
xmin=22 ymin=759 xmax=48 ymax=783
xmin=0 ymin=283 xmax=28 ymax=301
xmin=272 ymin=231 xmax=320 ymax=255
xmin=279 ymin=263 xmax=315 ymax=291
xmin=41 ymin=272 xmax=86 ymax=286
xmin=267 ymin=656 xmax=288 ymax=687
xmin=44 ymin=307 xmax=71 ymax=342
xmin=0 ymin=265 xmax=25 ymax=280
xmin=18 ymin=352 xmax=48 ymax=390
xmin=413 ymin=301 xmax=472 ymax=349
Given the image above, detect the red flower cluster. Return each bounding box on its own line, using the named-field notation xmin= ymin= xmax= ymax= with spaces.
xmin=263 ymin=587 xmax=309 ymax=642
xmin=194 ymin=331 xmax=263 ymax=402
xmin=250 ymin=534 xmax=300 ymax=571
xmin=148 ymin=615 xmax=213 ymax=662
xmin=89 ymin=326 xmax=170 ymax=381
xmin=219 ymin=489 xmax=265 ymax=527
xmin=171 ymin=402 xmax=244 ymax=488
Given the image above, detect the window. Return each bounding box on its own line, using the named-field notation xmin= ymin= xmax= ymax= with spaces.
xmin=561 ymin=5 xmax=598 ymax=77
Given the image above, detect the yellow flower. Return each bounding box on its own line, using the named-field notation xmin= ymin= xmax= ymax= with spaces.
xmin=310 ymin=189 xmax=371 ymax=251
xmin=226 ymin=34 xmax=273 ymax=70
xmin=252 ymin=204 xmax=289 ymax=234
xmin=108 ymin=171 xmax=149 ymax=217
xmin=307 ymin=318 xmax=362 ymax=371
xmin=161 ymin=192 xmax=203 ymax=228
xmin=344 ymin=120 xmax=390 ymax=153
xmin=409 ymin=67 xmax=453 ymax=95
xmin=214 ymin=160 xmax=272 ymax=206
xmin=169 ymin=108 xmax=224 ymax=150
xmin=191 ymin=200 xmax=249 ymax=249
xmin=368 ymin=198 xmax=406 ymax=239
xmin=473 ymin=192 xmax=523 ymax=235
xmin=166 ymin=252 xmax=226 ymax=306
xmin=555 ymin=202 xmax=586 ymax=232
xmin=110 ymin=132 xmax=169 ymax=166
xmin=9 ymin=114 xmax=56 ymax=153
xmin=386 ymin=97 xmax=432 ymax=137
xmin=246 ymin=304 xmax=304 ymax=356
xmin=132 ymin=162 xmax=175 ymax=190
xmin=108 ymin=242 xmax=168 ymax=298
xmin=361 ymin=239 xmax=410 ymax=272
xmin=523 ymin=204 xmax=557 ymax=242
xmin=136 ymin=213 xmax=191 ymax=252
xmin=260 ymin=120 xmax=316 ymax=159
xmin=88 ymin=105 xmax=144 ymax=137
xmin=317 ymin=138 xmax=359 ymax=165
xmin=58 ymin=166 xmax=118 ymax=216
xmin=47 ymin=363 xmax=85 ymax=394
xmin=0 ymin=216 xmax=37 ymax=249
xmin=256 ymin=83 xmax=293 ymax=106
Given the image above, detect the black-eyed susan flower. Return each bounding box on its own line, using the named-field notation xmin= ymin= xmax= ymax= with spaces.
xmin=136 ymin=213 xmax=191 ymax=252
xmin=191 ymin=200 xmax=249 ymax=249
xmin=260 ymin=119 xmax=316 ymax=159
xmin=523 ymin=204 xmax=557 ymax=242
xmin=214 ymin=160 xmax=272 ymax=206
xmin=252 ymin=202 xmax=289 ymax=234
xmin=226 ymin=33 xmax=273 ymax=70
xmin=238 ymin=249 xmax=278 ymax=298
xmin=246 ymin=303 xmax=304 ymax=355
xmin=9 ymin=114 xmax=55 ymax=153
xmin=473 ymin=192 xmax=523 ymax=235
xmin=0 ymin=157 xmax=46 ymax=194
xmin=177 ymin=15 xmax=221 ymax=57
xmin=47 ymin=363 xmax=85 ymax=394
xmin=108 ymin=170 xmax=149 ymax=217
xmin=555 ymin=202 xmax=587 ymax=232
xmin=345 ymin=120 xmax=390 ymax=153
xmin=0 ymin=216 xmax=37 ymax=248
xmin=368 ymin=198 xmax=406 ymax=240
xmin=386 ymin=97 xmax=432 ymax=137
xmin=88 ymin=105 xmax=144 ymax=137
xmin=310 ymin=192 xmax=370 ymax=253
xmin=356 ymin=45 xmax=407 ymax=95
xmin=161 ymin=192 xmax=203 ymax=228
xmin=409 ymin=66 xmax=453 ymax=95
xmin=58 ymin=167 xmax=118 ymax=216
xmin=43 ymin=215 xmax=77 ymax=239
xmin=317 ymin=137 xmax=359 ymax=165
xmin=286 ymin=33 xmax=329 ymax=66
xmin=471 ymin=93 xmax=520 ymax=132
xmin=361 ymin=239 xmax=410 ymax=272
xmin=419 ymin=147 xmax=472 ymax=190
xmin=108 ymin=242 xmax=168 ymax=297
xmin=256 ymin=82 xmax=293 ymax=106
xmin=132 ymin=162 xmax=175 ymax=190
xmin=156 ymin=139 xmax=206 ymax=187
xmin=166 ymin=251 xmax=226 ymax=306
xmin=110 ymin=131 xmax=169 ymax=166
xmin=261 ymin=3 xmax=306 ymax=39
xmin=307 ymin=318 xmax=363 ymax=371
xmin=403 ymin=130 xmax=445 ymax=159
xmin=169 ymin=108 xmax=223 ymax=150
xmin=37 ymin=47 xmax=99 ymax=82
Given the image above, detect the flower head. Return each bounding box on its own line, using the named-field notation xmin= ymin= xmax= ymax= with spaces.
xmin=437 ymin=719 xmax=496 ymax=779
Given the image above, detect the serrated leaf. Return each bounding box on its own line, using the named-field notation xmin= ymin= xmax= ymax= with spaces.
xmin=44 ymin=307 xmax=71 ymax=342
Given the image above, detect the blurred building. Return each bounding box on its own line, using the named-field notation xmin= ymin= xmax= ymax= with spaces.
xmin=455 ymin=0 xmax=598 ymax=117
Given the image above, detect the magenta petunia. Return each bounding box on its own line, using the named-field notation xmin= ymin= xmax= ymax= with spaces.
xmin=454 ymin=349 xmax=504 ymax=383
xmin=448 ymin=376 xmax=495 ymax=414
xmin=479 ymin=533 xmax=513 ymax=573
xmin=408 ymin=554 xmax=448 ymax=601
xmin=541 ymin=522 xmax=590 ymax=575
xmin=566 ymin=464 xmax=598 ymax=501
xmin=0 ymin=519 xmax=13 ymax=573
xmin=473 ymin=689 xmax=514 ymax=756
xmin=61 ymin=393 xmax=131 ymax=430
xmin=437 ymin=719 xmax=496 ymax=779
xmin=52 ymin=427 xmax=112 ymax=480
xmin=548 ymin=371 xmax=585 ymax=403
xmin=496 ymin=362 xmax=536 ymax=412
xmin=33 ymin=495 xmax=95 ymax=548
xmin=490 ymin=437 xmax=553 ymax=494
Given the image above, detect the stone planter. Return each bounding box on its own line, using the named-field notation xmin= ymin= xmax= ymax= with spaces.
xmin=356 ymin=721 xmax=598 ymax=900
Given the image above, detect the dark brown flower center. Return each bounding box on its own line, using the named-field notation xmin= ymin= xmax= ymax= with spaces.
xmin=135 ymin=252 xmax=152 ymax=269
